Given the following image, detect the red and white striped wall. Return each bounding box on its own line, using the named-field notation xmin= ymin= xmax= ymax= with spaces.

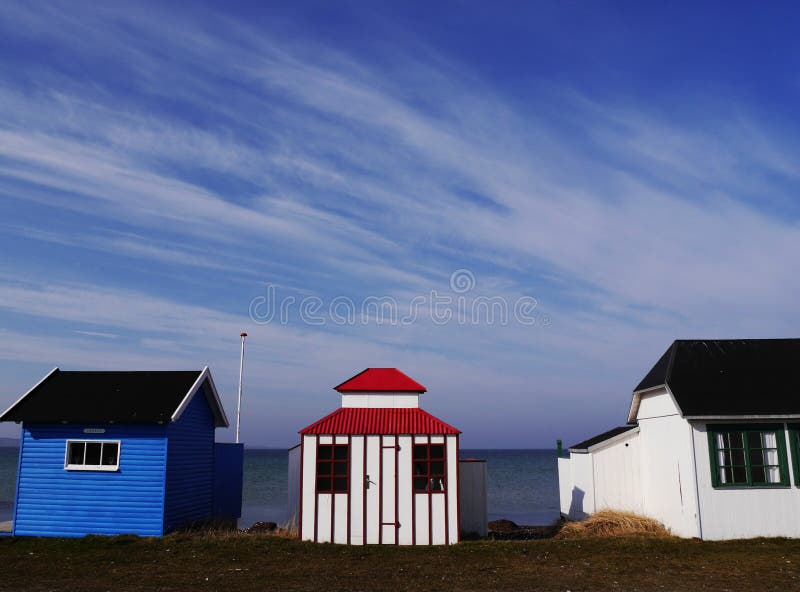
xmin=288 ymin=369 xmax=462 ymax=545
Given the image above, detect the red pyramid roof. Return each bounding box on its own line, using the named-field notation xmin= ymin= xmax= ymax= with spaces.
xmin=334 ymin=368 xmax=427 ymax=393
xmin=299 ymin=407 xmax=459 ymax=435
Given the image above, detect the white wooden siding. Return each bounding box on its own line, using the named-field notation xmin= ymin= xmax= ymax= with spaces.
xmin=592 ymin=432 xmax=643 ymax=515
xmin=349 ymin=436 xmax=365 ymax=545
xmin=341 ymin=394 xmax=420 ymax=408
xmin=446 ymin=435 xmax=459 ymax=543
xmin=287 ymin=445 xmax=300 ymax=532
xmin=365 ymin=435 xmax=380 ymax=544
xmin=380 ymin=436 xmax=397 ymax=544
xmin=638 ymin=413 xmax=700 ymax=537
xmin=300 ymin=435 xmax=317 ymax=541
xmin=636 ymin=387 xmax=680 ymax=419
xmin=557 ymin=457 xmax=573 ymax=517
xmin=692 ymin=422 xmax=800 ymax=540
xmin=397 ymin=436 xmax=413 ymax=545
xmin=414 ymin=493 xmax=429 ymax=544
xmin=562 ymin=452 xmax=594 ymax=519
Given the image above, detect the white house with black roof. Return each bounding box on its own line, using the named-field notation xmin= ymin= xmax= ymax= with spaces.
xmin=0 ymin=367 xmax=243 ymax=537
xmin=558 ymin=339 xmax=800 ymax=540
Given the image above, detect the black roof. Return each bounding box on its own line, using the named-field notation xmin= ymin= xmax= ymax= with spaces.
xmin=634 ymin=339 xmax=800 ymax=416
xmin=570 ymin=425 xmax=638 ymax=451
xmin=0 ymin=369 xmax=227 ymax=426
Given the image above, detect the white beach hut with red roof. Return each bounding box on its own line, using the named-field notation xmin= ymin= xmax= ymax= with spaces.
xmin=288 ymin=368 xmax=461 ymax=545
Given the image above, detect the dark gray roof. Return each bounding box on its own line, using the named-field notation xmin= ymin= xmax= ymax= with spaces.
xmin=570 ymin=425 xmax=638 ymax=451
xmin=635 ymin=339 xmax=800 ymax=416
xmin=0 ymin=368 xmax=228 ymax=426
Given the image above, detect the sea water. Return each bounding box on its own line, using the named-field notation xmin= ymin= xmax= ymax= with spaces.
xmin=0 ymin=447 xmax=560 ymax=527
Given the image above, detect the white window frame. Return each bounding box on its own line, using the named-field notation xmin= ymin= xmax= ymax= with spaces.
xmin=64 ymin=440 xmax=121 ymax=472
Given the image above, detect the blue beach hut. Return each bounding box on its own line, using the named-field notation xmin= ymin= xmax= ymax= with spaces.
xmin=0 ymin=367 xmax=243 ymax=537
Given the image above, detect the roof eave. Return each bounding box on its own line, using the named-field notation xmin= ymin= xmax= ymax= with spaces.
xmin=569 ymin=426 xmax=640 ymax=454
xmin=685 ymin=414 xmax=800 ymax=420
xmin=170 ymin=367 xmax=229 ymax=428
xmin=0 ymin=367 xmax=59 ymax=423
xmin=336 ymin=388 xmax=426 ymax=394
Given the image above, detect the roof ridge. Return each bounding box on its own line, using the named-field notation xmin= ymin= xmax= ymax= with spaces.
xmin=333 ymin=368 xmax=427 ymax=393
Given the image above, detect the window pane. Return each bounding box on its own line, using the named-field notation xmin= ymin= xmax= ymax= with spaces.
xmin=729 ymin=448 xmax=746 ymax=466
xmin=719 ymin=466 xmax=730 ymax=484
xmin=333 ymin=445 xmax=348 ymax=460
xmin=430 ymin=477 xmax=445 ymax=491
xmin=85 ymin=442 xmax=102 ymax=465
xmin=429 ymin=461 xmax=444 ymax=475
xmin=717 ymin=449 xmax=729 ymax=468
xmin=333 ymin=462 xmax=348 ymax=476
xmin=316 ymin=461 xmax=330 ymax=476
xmin=731 ymin=465 xmax=747 ymax=483
xmin=764 ymin=449 xmax=778 ymax=465
xmin=719 ymin=431 xmax=744 ymax=448
xmin=317 ymin=477 xmax=331 ymax=491
xmin=749 ymin=447 xmax=765 ymax=467
xmin=333 ymin=477 xmax=348 ymax=492
xmin=429 ymin=445 xmax=445 ymax=459
xmin=68 ymin=442 xmax=85 ymax=465
xmin=317 ymin=446 xmax=332 ymax=460
xmin=751 ymin=465 xmax=766 ymax=483
xmin=413 ymin=445 xmax=427 ymax=460
xmin=766 ymin=466 xmax=781 ymax=483
xmin=413 ymin=461 xmax=427 ymax=476
xmin=101 ymin=443 xmax=118 ymax=466
xmin=414 ymin=477 xmax=428 ymax=491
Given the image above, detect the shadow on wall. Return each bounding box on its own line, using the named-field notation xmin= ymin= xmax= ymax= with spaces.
xmin=568 ymin=487 xmax=587 ymax=520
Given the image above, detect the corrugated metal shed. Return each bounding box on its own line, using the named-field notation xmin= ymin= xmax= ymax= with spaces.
xmin=299 ymin=407 xmax=459 ymax=435
xmin=334 ymin=368 xmax=427 ymax=393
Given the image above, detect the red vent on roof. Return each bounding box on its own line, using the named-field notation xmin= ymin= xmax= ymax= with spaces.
xmin=299 ymin=407 xmax=459 ymax=435
xmin=334 ymin=368 xmax=427 ymax=393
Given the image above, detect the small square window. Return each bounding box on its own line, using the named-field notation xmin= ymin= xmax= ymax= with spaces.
xmin=316 ymin=444 xmax=349 ymax=493
xmin=65 ymin=441 xmax=120 ymax=471
xmin=413 ymin=443 xmax=447 ymax=493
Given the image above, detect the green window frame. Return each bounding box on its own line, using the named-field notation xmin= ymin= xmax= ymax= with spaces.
xmin=707 ymin=424 xmax=789 ymax=488
xmin=787 ymin=425 xmax=800 ymax=486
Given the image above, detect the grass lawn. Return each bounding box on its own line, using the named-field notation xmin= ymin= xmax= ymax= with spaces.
xmin=2 ymin=533 xmax=800 ymax=591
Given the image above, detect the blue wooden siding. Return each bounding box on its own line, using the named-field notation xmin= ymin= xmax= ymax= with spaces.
xmin=163 ymin=388 xmax=215 ymax=532
xmin=214 ymin=443 xmax=244 ymax=519
xmin=14 ymin=424 xmax=167 ymax=537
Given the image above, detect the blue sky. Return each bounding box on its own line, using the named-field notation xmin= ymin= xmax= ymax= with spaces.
xmin=1 ymin=1 xmax=799 ymax=447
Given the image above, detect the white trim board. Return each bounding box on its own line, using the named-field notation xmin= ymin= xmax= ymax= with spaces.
xmin=170 ymin=366 xmax=229 ymax=428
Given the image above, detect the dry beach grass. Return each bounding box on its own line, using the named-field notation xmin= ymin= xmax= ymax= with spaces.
xmin=556 ymin=509 xmax=672 ymax=539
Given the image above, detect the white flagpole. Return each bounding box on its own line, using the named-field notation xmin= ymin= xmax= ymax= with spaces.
xmin=236 ymin=332 xmax=247 ymax=444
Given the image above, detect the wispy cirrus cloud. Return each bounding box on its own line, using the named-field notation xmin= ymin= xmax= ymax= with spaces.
xmin=0 ymin=2 xmax=799 ymax=446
